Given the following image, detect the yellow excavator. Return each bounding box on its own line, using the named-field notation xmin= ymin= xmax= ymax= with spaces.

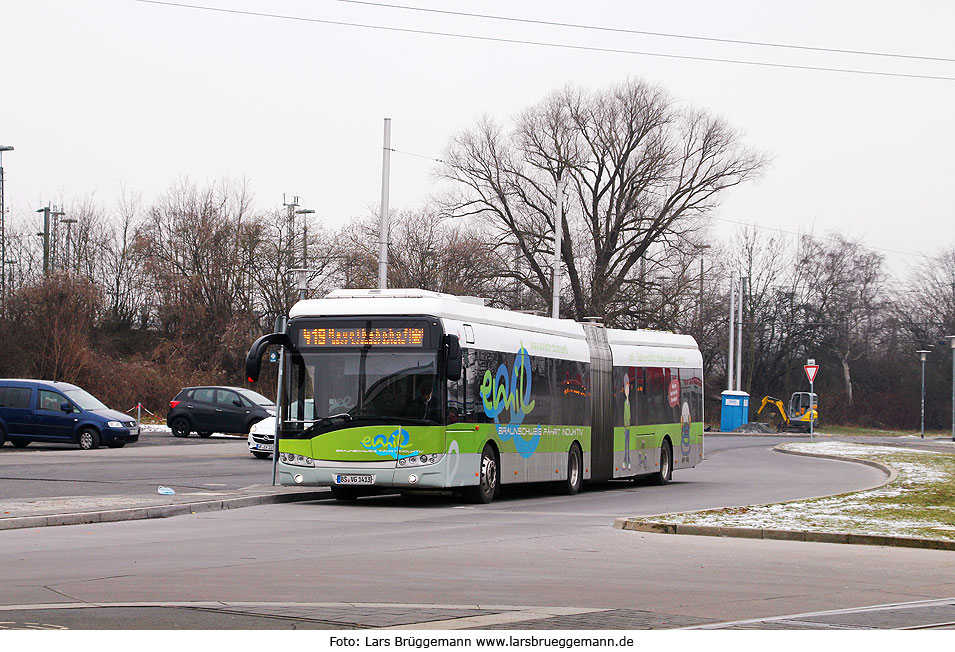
xmin=756 ymin=392 xmax=819 ymax=432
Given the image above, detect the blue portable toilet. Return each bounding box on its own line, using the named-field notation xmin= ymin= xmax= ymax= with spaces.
xmin=720 ymin=390 xmax=750 ymax=432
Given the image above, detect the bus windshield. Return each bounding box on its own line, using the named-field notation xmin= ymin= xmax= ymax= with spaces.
xmin=286 ymin=349 xmax=443 ymax=433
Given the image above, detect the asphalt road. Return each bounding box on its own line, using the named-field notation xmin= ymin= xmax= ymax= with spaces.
xmin=5 ymin=432 xmax=945 ymax=630
xmin=0 ymin=430 xmax=269 ymax=498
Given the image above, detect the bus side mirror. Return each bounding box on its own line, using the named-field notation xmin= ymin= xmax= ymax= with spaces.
xmin=445 ymin=334 xmax=462 ymax=382
xmin=245 ymin=332 xmax=289 ymax=383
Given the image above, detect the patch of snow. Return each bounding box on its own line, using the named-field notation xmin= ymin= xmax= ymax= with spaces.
xmin=651 ymin=440 xmax=955 ymax=540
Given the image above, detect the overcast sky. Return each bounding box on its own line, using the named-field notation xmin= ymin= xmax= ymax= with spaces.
xmin=3 ymin=0 xmax=954 ymax=276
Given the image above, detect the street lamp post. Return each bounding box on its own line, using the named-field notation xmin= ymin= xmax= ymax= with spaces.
xmin=917 ymin=350 xmax=930 ymax=438
xmin=0 ymin=145 xmax=13 ymax=308
xmin=294 ymin=208 xmax=315 ymax=302
xmin=3 ymin=259 xmax=17 ymax=298
xmin=295 ymin=209 xmax=315 ymax=265
xmin=36 ymin=205 xmax=64 ymax=276
xmin=696 ymin=244 xmax=711 ymax=343
xmin=60 ymin=217 xmax=77 ymax=273
xmin=947 ymin=336 xmax=955 ymax=442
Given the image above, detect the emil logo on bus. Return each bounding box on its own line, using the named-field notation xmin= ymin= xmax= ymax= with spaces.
xmin=480 ymin=344 xmax=541 ymax=458
xmin=360 ymin=427 xmax=421 ymax=459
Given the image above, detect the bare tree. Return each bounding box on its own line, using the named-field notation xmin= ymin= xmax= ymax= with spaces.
xmin=134 ymin=178 xmax=260 ymax=376
xmin=334 ymin=207 xmax=509 ymax=301
xmin=440 ymin=78 xmax=766 ymax=323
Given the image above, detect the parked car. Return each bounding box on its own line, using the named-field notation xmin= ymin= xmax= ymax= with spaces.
xmin=167 ymin=386 xmax=275 ymax=438
xmin=0 ymin=379 xmax=139 ymax=450
xmin=247 ymin=399 xmax=313 ymax=459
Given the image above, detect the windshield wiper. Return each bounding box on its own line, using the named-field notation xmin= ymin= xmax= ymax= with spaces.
xmin=302 ymin=413 xmax=352 ymax=435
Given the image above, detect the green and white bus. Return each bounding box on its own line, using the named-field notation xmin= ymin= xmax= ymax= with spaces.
xmin=245 ymin=289 xmax=703 ymax=503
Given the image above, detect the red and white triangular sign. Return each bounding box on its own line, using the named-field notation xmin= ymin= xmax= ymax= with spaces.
xmin=805 ymin=364 xmax=819 ymax=384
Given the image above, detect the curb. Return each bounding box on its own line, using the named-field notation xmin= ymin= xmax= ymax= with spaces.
xmin=614 ymin=443 xmax=955 ymax=551
xmin=771 ymin=444 xmax=899 ymax=486
xmin=612 ymin=518 xmax=955 ymax=551
xmin=0 ymin=489 xmax=330 ymax=531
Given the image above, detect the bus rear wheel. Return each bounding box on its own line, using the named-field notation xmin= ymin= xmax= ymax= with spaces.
xmin=558 ymin=443 xmax=583 ymax=495
xmin=650 ymin=439 xmax=672 ymax=486
xmin=466 ymin=444 xmax=498 ymax=504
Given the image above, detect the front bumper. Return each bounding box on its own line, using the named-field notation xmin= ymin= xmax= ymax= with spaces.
xmin=278 ymin=456 xmax=454 ymax=490
xmin=104 ymin=427 xmax=140 ymax=443
xmin=248 ymin=432 xmax=274 ymax=452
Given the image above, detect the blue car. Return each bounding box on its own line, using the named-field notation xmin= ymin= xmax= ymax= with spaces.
xmin=0 ymin=379 xmax=139 ymax=450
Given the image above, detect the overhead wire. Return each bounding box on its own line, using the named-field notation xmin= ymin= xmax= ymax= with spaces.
xmin=382 ymin=146 xmax=943 ymax=264
xmin=128 ymin=0 xmax=953 ymax=267
xmin=709 ymin=216 xmax=944 ymax=263
xmin=333 ymin=0 xmax=955 ymax=65
xmin=132 ymin=0 xmax=955 ymax=82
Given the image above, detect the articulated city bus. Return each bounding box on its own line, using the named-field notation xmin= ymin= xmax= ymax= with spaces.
xmin=245 ymin=289 xmax=703 ymax=503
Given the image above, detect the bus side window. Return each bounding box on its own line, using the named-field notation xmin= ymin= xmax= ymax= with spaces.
xmin=447 ymin=347 xmax=468 ymax=424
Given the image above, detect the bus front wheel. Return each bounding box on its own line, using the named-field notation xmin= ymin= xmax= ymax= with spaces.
xmin=466 ymin=444 xmax=498 ymax=504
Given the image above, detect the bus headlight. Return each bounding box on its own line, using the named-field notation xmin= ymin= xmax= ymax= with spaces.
xmin=396 ymin=453 xmax=444 ymax=468
xmin=279 ymin=452 xmax=315 ymax=467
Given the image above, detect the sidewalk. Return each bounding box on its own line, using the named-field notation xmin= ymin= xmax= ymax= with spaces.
xmin=0 ymin=483 xmax=329 ymax=531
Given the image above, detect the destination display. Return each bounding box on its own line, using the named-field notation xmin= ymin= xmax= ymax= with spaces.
xmin=298 ymin=326 xmax=426 ymax=348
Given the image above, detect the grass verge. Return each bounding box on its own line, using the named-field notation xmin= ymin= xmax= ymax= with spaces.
xmin=646 ymin=441 xmax=955 ymax=542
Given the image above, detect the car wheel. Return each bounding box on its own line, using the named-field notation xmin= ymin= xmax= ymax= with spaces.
xmin=10 ymin=438 xmax=29 ymax=448
xmin=107 ymin=442 xmax=126 ymax=448
xmin=170 ymin=417 xmax=191 ymax=438
xmin=0 ymin=425 xmax=5 ymax=447
xmin=465 ymin=443 xmax=499 ymax=504
xmin=558 ymin=443 xmax=583 ymax=495
xmin=252 ymin=451 xmax=271 ymax=459
xmin=197 ymin=431 xmax=213 ymax=438
xmin=650 ymin=439 xmax=672 ymax=486
xmin=78 ymin=428 xmax=100 ymax=451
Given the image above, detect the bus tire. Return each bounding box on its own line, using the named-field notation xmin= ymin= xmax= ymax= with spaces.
xmin=466 ymin=443 xmax=498 ymax=504
xmin=558 ymin=443 xmax=583 ymax=495
xmin=650 ymin=439 xmax=672 ymax=486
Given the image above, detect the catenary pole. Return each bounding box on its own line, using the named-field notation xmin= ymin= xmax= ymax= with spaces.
xmin=378 ymin=118 xmax=392 ymax=290
xmin=948 ymin=336 xmax=955 ymax=442
xmin=0 ymin=146 xmax=12 ymax=309
xmin=736 ymin=276 xmax=746 ymax=392
xmin=727 ymin=272 xmax=735 ymax=391
xmin=551 ymin=178 xmax=564 ymax=319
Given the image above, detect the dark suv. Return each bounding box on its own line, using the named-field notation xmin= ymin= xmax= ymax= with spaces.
xmin=167 ymin=386 xmax=275 ymax=438
xmin=0 ymin=379 xmax=139 ymax=450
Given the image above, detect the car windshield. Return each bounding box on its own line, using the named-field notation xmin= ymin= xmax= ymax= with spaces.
xmin=238 ymin=389 xmax=274 ymax=406
xmin=63 ymin=388 xmax=108 ymax=411
xmin=287 ymin=349 xmax=442 ymax=429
